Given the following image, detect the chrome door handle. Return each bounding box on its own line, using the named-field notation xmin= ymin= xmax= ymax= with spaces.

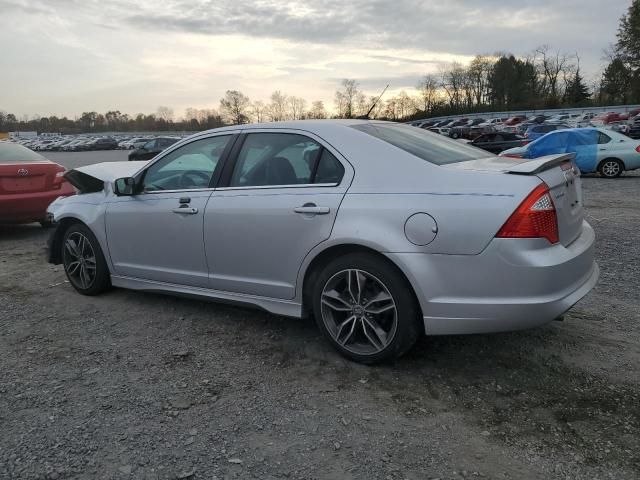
xmin=294 ymin=205 xmax=330 ymax=215
xmin=172 ymin=207 xmax=198 ymax=215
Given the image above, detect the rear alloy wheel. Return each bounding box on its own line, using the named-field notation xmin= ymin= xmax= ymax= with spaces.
xmin=312 ymin=253 xmax=421 ymax=363
xmin=62 ymin=223 xmax=111 ymax=295
xmin=598 ymin=159 xmax=623 ymax=178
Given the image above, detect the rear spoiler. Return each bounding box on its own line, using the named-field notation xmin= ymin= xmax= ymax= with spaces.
xmin=507 ymin=153 xmax=576 ymax=175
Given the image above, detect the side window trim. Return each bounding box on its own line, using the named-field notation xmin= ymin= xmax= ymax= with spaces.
xmin=137 ymin=133 xmax=239 ymax=194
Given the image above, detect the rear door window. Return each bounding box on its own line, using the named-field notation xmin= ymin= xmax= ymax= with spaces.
xmin=229 ymin=133 xmax=345 ymax=187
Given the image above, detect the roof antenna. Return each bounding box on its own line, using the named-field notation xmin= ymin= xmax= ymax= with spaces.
xmin=357 ymin=84 xmax=389 ymax=119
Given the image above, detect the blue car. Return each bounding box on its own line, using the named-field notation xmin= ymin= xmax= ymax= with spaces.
xmin=524 ymin=123 xmax=570 ymax=140
xmin=501 ymin=127 xmax=640 ymax=178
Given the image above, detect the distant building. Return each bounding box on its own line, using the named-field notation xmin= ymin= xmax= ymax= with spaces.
xmin=10 ymin=131 xmax=38 ymax=138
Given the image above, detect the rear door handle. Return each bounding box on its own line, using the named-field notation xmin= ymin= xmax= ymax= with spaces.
xmin=172 ymin=207 xmax=198 ymax=215
xmin=294 ymin=205 xmax=330 ymax=215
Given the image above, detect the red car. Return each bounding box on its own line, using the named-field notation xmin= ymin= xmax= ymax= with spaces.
xmin=503 ymin=116 xmax=526 ymax=126
xmin=0 ymin=142 xmax=75 ymax=226
xmin=592 ymin=112 xmax=623 ymax=125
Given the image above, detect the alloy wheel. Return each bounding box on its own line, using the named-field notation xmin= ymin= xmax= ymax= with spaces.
xmin=320 ymin=269 xmax=398 ymax=355
xmin=602 ymin=160 xmax=621 ymax=177
xmin=63 ymin=232 xmax=97 ymax=289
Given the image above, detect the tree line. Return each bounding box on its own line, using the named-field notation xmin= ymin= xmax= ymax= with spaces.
xmin=2 ymin=1 xmax=639 ymax=133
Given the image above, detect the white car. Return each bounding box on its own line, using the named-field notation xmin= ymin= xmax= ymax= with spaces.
xmin=478 ymin=118 xmax=505 ymax=128
xmin=501 ymin=127 xmax=640 ymax=178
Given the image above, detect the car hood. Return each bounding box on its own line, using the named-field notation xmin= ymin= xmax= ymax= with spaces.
xmin=64 ymin=161 xmax=148 ymax=193
xmin=68 ymin=161 xmax=148 ymax=182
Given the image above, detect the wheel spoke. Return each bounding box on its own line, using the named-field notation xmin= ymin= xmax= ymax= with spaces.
xmin=321 ymin=289 xmax=352 ymax=312
xmin=335 ymin=315 xmax=357 ymax=345
xmin=347 ymin=270 xmax=359 ymax=303
xmin=66 ymin=260 xmax=81 ymax=275
xmin=65 ymin=238 xmax=80 ymax=258
xmin=362 ymin=317 xmax=387 ymax=351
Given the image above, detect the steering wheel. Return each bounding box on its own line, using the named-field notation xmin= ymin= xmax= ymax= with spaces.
xmin=178 ymin=170 xmax=210 ymax=189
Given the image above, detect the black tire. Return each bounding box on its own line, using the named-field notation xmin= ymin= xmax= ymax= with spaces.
xmin=598 ymin=158 xmax=624 ymax=178
xmin=450 ymin=131 xmax=460 ymax=139
xmin=312 ymin=253 xmax=422 ymax=364
xmin=61 ymin=223 xmax=111 ymax=295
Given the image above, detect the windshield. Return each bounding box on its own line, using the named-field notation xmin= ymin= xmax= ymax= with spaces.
xmin=351 ymin=123 xmax=490 ymax=165
xmin=0 ymin=143 xmax=47 ymax=163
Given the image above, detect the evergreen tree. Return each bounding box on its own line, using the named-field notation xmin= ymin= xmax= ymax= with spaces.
xmin=616 ymin=0 xmax=640 ymax=70
xmin=601 ymin=58 xmax=632 ymax=104
xmin=564 ymin=68 xmax=591 ymax=106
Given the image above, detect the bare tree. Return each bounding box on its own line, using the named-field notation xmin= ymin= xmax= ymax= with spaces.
xmin=467 ymin=55 xmax=494 ymax=106
xmin=394 ymin=91 xmax=417 ymax=119
xmin=288 ymin=96 xmax=307 ymax=120
xmin=308 ymin=100 xmax=327 ymax=119
xmin=533 ymin=45 xmax=575 ymax=102
xmin=440 ymin=62 xmax=467 ymax=110
xmin=334 ymin=79 xmax=360 ymax=118
xmin=156 ymin=106 xmax=174 ymax=122
xmin=220 ymin=90 xmax=251 ymax=125
xmin=416 ymin=74 xmax=439 ymax=114
xmin=251 ymin=100 xmax=266 ymax=123
xmin=268 ymin=91 xmax=288 ymax=122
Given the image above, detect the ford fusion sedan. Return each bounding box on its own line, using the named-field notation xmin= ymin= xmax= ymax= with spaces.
xmin=500 ymin=127 xmax=640 ymax=178
xmin=0 ymin=142 xmax=75 ymax=226
xmin=46 ymin=120 xmax=598 ymax=363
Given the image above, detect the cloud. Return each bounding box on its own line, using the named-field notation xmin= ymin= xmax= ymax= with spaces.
xmin=0 ymin=0 xmax=632 ymax=117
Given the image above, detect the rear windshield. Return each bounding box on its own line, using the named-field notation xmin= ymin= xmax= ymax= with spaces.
xmin=0 ymin=142 xmax=46 ymax=163
xmin=351 ymin=123 xmax=487 ymax=165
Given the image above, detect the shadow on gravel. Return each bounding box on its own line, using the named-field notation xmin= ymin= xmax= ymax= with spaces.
xmin=0 ymin=223 xmax=50 ymax=241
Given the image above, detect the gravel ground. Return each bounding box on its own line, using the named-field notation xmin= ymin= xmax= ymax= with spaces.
xmin=0 ymin=154 xmax=638 ymax=480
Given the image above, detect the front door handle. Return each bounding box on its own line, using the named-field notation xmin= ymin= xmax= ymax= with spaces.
xmin=172 ymin=207 xmax=198 ymax=215
xmin=294 ymin=204 xmax=330 ymax=215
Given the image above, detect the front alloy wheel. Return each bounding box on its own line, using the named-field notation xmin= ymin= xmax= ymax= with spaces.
xmin=62 ymin=223 xmax=111 ymax=295
xmin=63 ymin=232 xmax=97 ymax=290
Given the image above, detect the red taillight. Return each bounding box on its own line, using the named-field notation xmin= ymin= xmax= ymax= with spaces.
xmin=501 ymin=153 xmax=523 ymax=159
xmin=496 ymin=183 xmax=559 ymax=244
xmin=635 ymin=145 xmax=640 ymax=154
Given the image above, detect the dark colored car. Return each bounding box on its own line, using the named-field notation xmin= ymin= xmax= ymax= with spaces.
xmin=469 ymin=132 xmax=529 ymax=154
xmin=87 ymin=138 xmax=119 ymax=151
xmin=128 ymin=137 xmax=180 ymax=161
xmin=524 ymin=123 xmax=570 ymax=140
xmin=627 ymin=116 xmax=640 ymax=139
xmin=449 ymin=118 xmax=486 ymax=139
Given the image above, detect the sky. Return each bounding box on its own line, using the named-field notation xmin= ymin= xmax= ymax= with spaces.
xmin=0 ymin=0 xmax=631 ymax=119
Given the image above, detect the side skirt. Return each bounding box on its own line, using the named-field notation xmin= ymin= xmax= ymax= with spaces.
xmin=110 ymin=275 xmax=303 ymax=318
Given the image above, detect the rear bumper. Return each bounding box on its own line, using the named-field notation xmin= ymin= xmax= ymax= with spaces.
xmin=0 ymin=184 xmax=75 ymax=223
xmin=387 ymin=221 xmax=598 ymax=335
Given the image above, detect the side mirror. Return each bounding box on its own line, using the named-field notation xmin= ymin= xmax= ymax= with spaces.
xmin=114 ymin=177 xmax=136 ymax=196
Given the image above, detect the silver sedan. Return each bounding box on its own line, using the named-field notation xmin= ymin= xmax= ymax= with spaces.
xmin=47 ymin=120 xmax=599 ymax=363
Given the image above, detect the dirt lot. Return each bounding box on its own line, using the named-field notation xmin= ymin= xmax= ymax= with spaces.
xmin=1 ymin=155 xmax=638 ymax=480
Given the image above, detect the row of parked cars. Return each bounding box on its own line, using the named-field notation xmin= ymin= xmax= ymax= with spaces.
xmin=12 ymin=134 xmax=183 ymax=154
xmin=411 ymin=111 xmax=640 ymax=178
xmin=414 ymin=108 xmax=640 ymax=142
